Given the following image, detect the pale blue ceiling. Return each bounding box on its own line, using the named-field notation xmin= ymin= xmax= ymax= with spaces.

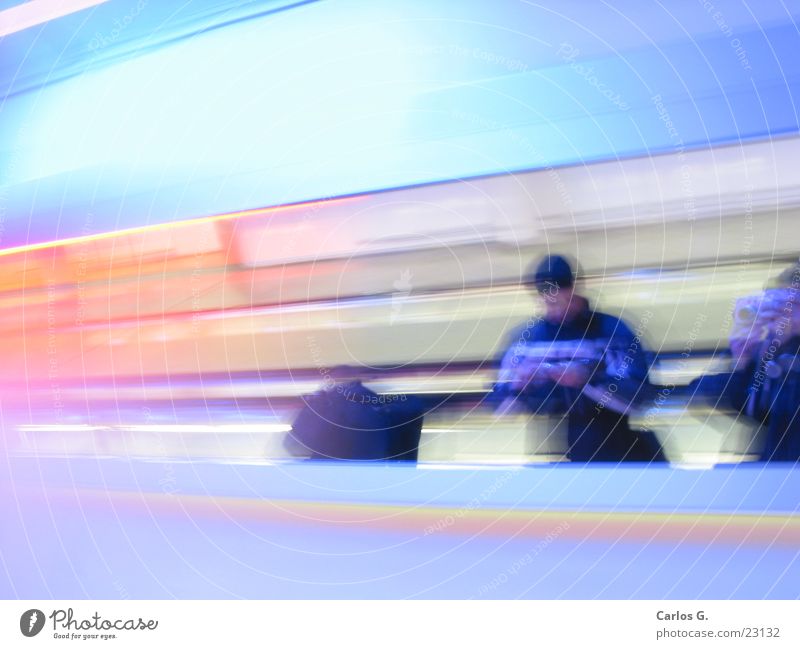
xmin=0 ymin=0 xmax=798 ymax=248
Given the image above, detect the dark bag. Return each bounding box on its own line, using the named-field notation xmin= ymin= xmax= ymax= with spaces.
xmin=286 ymin=385 xmax=424 ymax=461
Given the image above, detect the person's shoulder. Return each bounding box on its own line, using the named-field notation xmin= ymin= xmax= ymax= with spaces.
xmin=785 ymin=334 xmax=800 ymax=349
xmin=779 ymin=335 xmax=800 ymax=357
xmin=591 ymin=310 xmax=636 ymax=337
xmin=506 ymin=315 xmax=548 ymax=343
xmin=494 ymin=316 xmax=548 ymax=361
xmin=337 ymin=380 xmax=378 ymax=400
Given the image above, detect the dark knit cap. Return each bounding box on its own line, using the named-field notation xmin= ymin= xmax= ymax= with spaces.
xmin=527 ymin=254 xmax=575 ymax=290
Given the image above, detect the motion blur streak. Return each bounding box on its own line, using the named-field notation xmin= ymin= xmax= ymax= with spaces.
xmin=1 ymin=0 xmax=799 ymax=601
xmin=2 ymin=136 xmax=799 ymax=463
xmin=0 ymin=196 xmax=356 ymax=258
xmin=0 ymin=0 xmax=108 ymax=37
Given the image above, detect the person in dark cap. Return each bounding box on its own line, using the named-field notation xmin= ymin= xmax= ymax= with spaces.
xmin=493 ymin=254 xmax=665 ymax=462
xmin=690 ymin=261 xmax=800 ymax=461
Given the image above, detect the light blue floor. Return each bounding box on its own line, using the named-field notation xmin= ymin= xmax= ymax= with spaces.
xmin=2 ymin=457 xmax=799 ymax=599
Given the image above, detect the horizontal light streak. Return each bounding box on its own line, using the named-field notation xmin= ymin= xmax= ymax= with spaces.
xmin=52 ymin=488 xmax=800 ymax=548
xmin=0 ymin=196 xmax=356 ymax=258
xmin=0 ymin=0 xmax=108 ymax=37
xmin=19 ymin=423 xmax=292 ymax=434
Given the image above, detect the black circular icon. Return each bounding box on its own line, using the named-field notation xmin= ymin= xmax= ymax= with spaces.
xmin=20 ymin=609 xmax=46 ymax=637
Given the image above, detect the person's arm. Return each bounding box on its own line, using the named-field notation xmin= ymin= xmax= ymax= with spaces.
xmin=283 ymin=394 xmax=324 ymax=457
xmin=492 ymin=341 xmax=524 ymax=412
xmin=589 ymin=316 xmax=652 ymax=412
xmin=685 ymin=370 xmax=749 ymax=412
xmin=492 ymin=327 xmax=562 ymax=413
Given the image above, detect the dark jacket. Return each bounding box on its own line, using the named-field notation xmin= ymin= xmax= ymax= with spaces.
xmin=493 ymin=299 xmax=664 ymax=462
xmin=694 ymin=336 xmax=800 ymax=461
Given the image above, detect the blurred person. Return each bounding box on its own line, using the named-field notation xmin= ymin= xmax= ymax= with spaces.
xmin=284 ymin=365 xmax=424 ymax=461
xmin=692 ymin=262 xmax=800 ymax=461
xmin=493 ymin=254 xmax=665 ymax=462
